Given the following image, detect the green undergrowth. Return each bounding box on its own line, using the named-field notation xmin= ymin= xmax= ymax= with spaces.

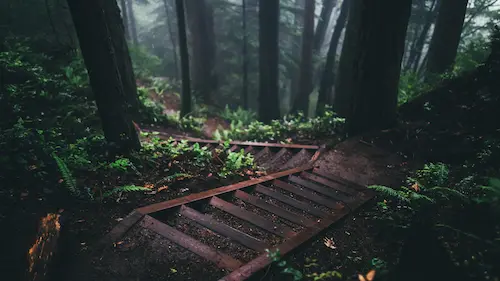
xmin=368 ymin=139 xmax=500 ymax=281
xmin=213 ymin=106 xmax=346 ymax=143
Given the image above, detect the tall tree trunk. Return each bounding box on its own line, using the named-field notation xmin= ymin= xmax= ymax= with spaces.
xmin=126 ymin=0 xmax=139 ymax=45
xmin=316 ymin=0 xmax=349 ymax=115
xmin=66 ymin=0 xmax=140 ymax=153
xmin=119 ymin=0 xmax=130 ymax=41
xmin=258 ymin=0 xmax=281 ymax=123
xmin=175 ymin=0 xmax=191 ymax=117
xmin=312 ymin=0 xmax=337 ymax=54
xmin=104 ymin=0 xmax=140 ymax=119
xmin=336 ymin=0 xmax=412 ymax=135
xmin=163 ymin=0 xmax=179 ymax=80
xmin=405 ymin=0 xmax=439 ymax=73
xmin=184 ymin=0 xmax=217 ymax=105
xmin=425 ymin=0 xmax=468 ymax=80
xmin=290 ymin=0 xmax=305 ymax=110
xmin=242 ymin=0 xmax=249 ymax=109
xmin=292 ymin=0 xmax=315 ymax=115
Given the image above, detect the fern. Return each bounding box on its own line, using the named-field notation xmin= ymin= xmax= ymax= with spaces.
xmin=52 ymin=153 xmax=79 ymax=196
xmin=103 ymin=185 xmax=150 ymax=198
xmin=369 ymin=185 xmax=410 ymax=202
xmin=427 ymin=186 xmax=469 ymax=202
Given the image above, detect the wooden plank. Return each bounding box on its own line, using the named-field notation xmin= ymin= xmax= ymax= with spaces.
xmin=234 ymin=190 xmax=313 ymax=227
xmin=267 ymin=148 xmax=289 ymax=165
xmin=254 ymin=185 xmax=331 ymax=219
xmin=210 ymin=197 xmax=296 ymax=238
xmin=312 ymin=168 xmax=369 ymax=191
xmin=136 ymin=164 xmax=313 ymax=214
xmin=97 ymin=210 xmax=144 ymax=249
xmin=300 ymin=171 xmax=358 ymax=196
xmin=253 ymin=147 xmax=271 ymax=162
xmin=229 ymin=145 xmax=240 ymax=152
xmin=219 ymin=207 xmax=351 ymax=281
xmin=244 ymin=146 xmax=254 ymax=153
xmin=141 ymin=215 xmax=243 ymax=271
xmin=180 ymin=205 xmax=268 ymax=251
xmin=273 ymin=180 xmax=343 ymax=210
xmin=288 ymin=175 xmax=354 ymax=203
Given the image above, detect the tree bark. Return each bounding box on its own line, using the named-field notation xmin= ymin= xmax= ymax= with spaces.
xmin=126 ymin=0 xmax=139 ymax=45
xmin=66 ymin=0 xmax=140 ymax=153
xmin=425 ymin=0 xmax=468 ymax=79
xmin=175 ymin=0 xmax=191 ymax=117
xmin=312 ymin=0 xmax=337 ymax=54
xmin=119 ymin=0 xmax=130 ymax=41
xmin=336 ymin=0 xmax=412 ymax=136
xmin=289 ymin=0 xmax=305 ymax=110
xmin=163 ymin=0 xmax=179 ymax=80
xmin=292 ymin=0 xmax=315 ymax=115
xmin=103 ymin=0 xmax=140 ymax=119
xmin=316 ymin=0 xmax=349 ymax=115
xmin=184 ymin=0 xmax=217 ymax=105
xmin=258 ymin=0 xmax=281 ymax=123
xmin=405 ymin=0 xmax=439 ymax=73
xmin=242 ymin=0 xmax=249 ymax=109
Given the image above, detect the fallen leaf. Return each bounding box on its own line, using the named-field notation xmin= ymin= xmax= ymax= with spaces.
xmin=58 ymin=179 xmax=64 ymax=184
xmin=77 ymin=219 xmax=86 ymax=223
xmin=115 ymin=218 xmax=123 ymax=222
xmin=323 ymin=237 xmax=337 ymax=249
xmin=170 ymin=268 xmax=177 ymax=273
xmin=158 ymin=186 xmax=169 ymax=192
xmin=207 ymin=173 xmax=213 ymax=177
xmin=358 ymin=270 xmax=376 ymax=281
xmin=411 ymin=182 xmax=420 ymax=192
xmin=144 ymin=183 xmax=154 ymax=189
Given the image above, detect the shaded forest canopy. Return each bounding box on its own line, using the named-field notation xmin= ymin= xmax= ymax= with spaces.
xmin=1 ymin=0 xmax=500 ymax=281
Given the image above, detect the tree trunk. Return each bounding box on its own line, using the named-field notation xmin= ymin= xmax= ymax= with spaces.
xmin=103 ymin=0 xmax=140 ymax=119
xmin=405 ymin=0 xmax=439 ymax=73
xmin=425 ymin=0 xmax=468 ymax=79
xmin=290 ymin=0 xmax=305 ymax=110
xmin=242 ymin=0 xmax=249 ymax=109
xmin=126 ymin=0 xmax=139 ymax=45
xmin=316 ymin=0 xmax=349 ymax=115
xmin=163 ymin=0 xmax=179 ymax=80
xmin=258 ymin=0 xmax=281 ymax=123
xmin=292 ymin=0 xmax=315 ymax=115
xmin=66 ymin=0 xmax=140 ymax=153
xmin=175 ymin=0 xmax=191 ymax=117
xmin=336 ymin=0 xmax=412 ymax=136
xmin=312 ymin=0 xmax=337 ymax=54
xmin=184 ymin=0 xmax=217 ymax=105
xmin=119 ymin=0 xmax=130 ymax=41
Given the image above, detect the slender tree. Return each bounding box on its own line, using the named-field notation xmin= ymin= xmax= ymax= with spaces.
xmin=242 ymin=0 xmax=249 ymax=109
xmin=312 ymin=0 xmax=337 ymax=54
xmin=292 ymin=0 xmax=315 ymax=115
xmin=162 ymin=0 xmax=179 ymax=80
xmin=66 ymin=0 xmax=140 ymax=153
xmin=425 ymin=0 xmax=469 ymax=79
xmin=185 ymin=0 xmax=217 ymax=105
xmin=258 ymin=0 xmax=281 ymax=123
xmin=316 ymin=0 xmax=349 ymax=115
xmin=126 ymin=0 xmax=139 ymax=45
xmin=175 ymin=0 xmax=191 ymax=117
xmin=335 ymin=0 xmax=413 ymax=135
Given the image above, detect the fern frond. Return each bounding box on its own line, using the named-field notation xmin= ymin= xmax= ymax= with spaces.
xmin=369 ymin=185 xmax=410 ymax=202
xmin=427 ymin=187 xmax=469 ymax=202
xmin=52 ymin=153 xmax=79 ymax=196
xmin=103 ymin=185 xmax=150 ymax=198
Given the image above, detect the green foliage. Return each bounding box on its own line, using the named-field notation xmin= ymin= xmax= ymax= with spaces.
xmin=128 ymin=45 xmax=163 ymax=80
xmin=266 ymin=249 xmax=304 ymax=281
xmin=219 ymin=149 xmax=255 ymax=178
xmin=102 ymin=185 xmax=151 ymax=198
xmin=476 ymin=178 xmax=500 ymax=213
xmin=214 ymin=107 xmax=345 ymax=142
xmin=219 ymin=106 xmax=257 ymax=126
xmin=52 ymin=153 xmax=78 ymax=196
xmin=398 ymin=71 xmax=431 ymax=105
xmin=411 ymin=162 xmax=449 ymax=188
